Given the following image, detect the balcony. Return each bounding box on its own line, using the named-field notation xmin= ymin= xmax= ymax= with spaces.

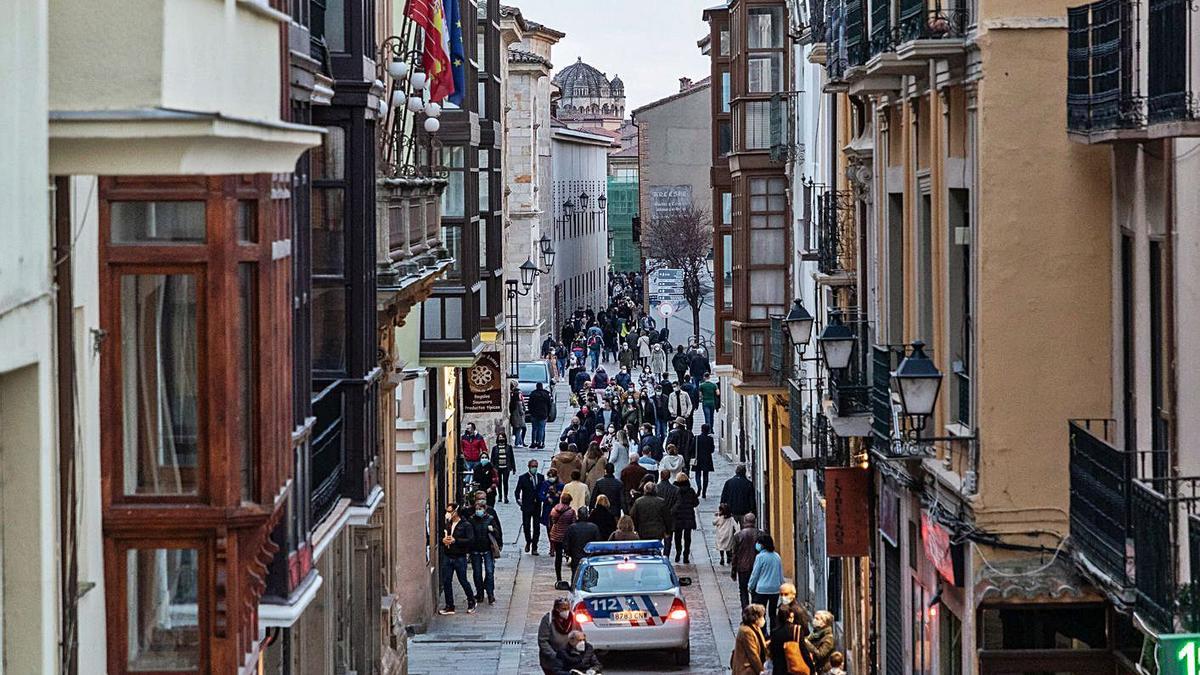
xmin=827 ymin=0 xmax=970 ymax=89
xmin=1067 ymin=419 xmax=1200 ymax=632
xmin=1067 ymin=0 xmax=1200 ymax=142
xmin=816 ymin=189 xmax=856 ymax=281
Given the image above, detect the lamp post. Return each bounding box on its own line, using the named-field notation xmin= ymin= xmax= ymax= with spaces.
xmin=817 ymin=312 xmax=856 ymax=371
xmin=505 ymin=240 xmax=556 ymax=378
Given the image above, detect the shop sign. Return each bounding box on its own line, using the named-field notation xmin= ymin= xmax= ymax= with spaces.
xmin=461 ymin=351 xmax=502 ymax=413
xmin=921 ymin=511 xmax=956 ymax=585
xmin=1160 ymin=634 xmax=1200 ymax=675
xmin=879 ymin=478 xmax=899 ymax=546
xmin=825 ymin=467 xmax=870 ymax=557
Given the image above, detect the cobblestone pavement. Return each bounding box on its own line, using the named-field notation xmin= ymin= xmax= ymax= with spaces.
xmin=410 ymin=363 xmax=743 ymax=675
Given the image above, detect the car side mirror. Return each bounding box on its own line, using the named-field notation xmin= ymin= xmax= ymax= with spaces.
xmin=678 ymin=577 xmax=692 ymax=587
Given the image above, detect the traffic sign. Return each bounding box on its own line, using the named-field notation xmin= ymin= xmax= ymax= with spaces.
xmin=658 ymin=301 xmax=675 ymax=318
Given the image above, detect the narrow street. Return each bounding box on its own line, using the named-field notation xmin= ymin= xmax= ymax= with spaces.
xmin=408 ymin=370 xmax=745 ymax=675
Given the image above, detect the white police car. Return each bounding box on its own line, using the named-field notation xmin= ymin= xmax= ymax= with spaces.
xmin=568 ymin=540 xmax=692 ymax=665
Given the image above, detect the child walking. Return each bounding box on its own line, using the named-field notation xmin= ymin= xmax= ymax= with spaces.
xmin=713 ymin=502 xmax=737 ymax=565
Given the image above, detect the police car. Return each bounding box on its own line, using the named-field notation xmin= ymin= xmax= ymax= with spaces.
xmin=568 ymin=540 xmax=692 ymax=665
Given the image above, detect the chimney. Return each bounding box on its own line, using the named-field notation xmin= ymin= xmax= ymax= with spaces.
xmin=679 ymin=77 xmax=693 ymax=92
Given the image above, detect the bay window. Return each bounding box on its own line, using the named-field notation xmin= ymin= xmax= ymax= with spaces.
xmin=100 ymin=173 xmax=293 ymax=672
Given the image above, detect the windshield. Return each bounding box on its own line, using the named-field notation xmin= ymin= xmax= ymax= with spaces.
xmin=579 ymin=562 xmax=675 ymax=594
xmin=518 ymin=363 xmax=547 ymax=381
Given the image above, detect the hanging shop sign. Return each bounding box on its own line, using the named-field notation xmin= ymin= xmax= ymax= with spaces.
xmin=921 ymin=511 xmax=962 ymax=586
xmin=825 ymin=467 xmax=870 ymax=557
xmin=461 ymin=351 xmax=503 ymax=413
xmin=879 ymin=478 xmax=899 ymax=546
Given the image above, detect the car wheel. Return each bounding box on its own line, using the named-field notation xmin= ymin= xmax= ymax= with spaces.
xmin=674 ymin=644 xmax=690 ymax=666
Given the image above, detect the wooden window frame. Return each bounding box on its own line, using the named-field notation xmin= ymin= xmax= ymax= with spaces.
xmin=99 ymin=175 xmax=285 ymax=511
xmin=105 ymin=536 xmax=211 ymax=674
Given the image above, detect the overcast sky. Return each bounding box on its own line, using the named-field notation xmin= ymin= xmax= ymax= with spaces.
xmin=510 ymin=0 xmax=717 ymax=111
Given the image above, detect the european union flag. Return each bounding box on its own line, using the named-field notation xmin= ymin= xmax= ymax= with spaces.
xmin=446 ymin=0 xmax=466 ymax=107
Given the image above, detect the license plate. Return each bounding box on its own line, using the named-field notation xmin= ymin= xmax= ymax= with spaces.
xmin=612 ymin=610 xmax=648 ymax=622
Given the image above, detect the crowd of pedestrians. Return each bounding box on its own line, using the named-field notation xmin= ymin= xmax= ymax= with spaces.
xmin=434 ymin=271 xmax=845 ymax=674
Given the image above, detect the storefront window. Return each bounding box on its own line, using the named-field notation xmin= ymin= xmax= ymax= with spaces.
xmin=121 ymin=273 xmax=200 ymax=496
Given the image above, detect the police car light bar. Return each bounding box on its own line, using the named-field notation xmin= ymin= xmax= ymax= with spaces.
xmin=582 ymin=540 xmax=663 ymax=556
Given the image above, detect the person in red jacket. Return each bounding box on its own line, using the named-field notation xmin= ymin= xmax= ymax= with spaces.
xmin=460 ymin=423 xmax=489 ymax=472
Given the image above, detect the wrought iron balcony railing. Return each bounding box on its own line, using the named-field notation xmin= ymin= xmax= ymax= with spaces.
xmin=1067 ymin=0 xmax=1198 ymax=135
xmin=1147 ymin=0 xmax=1198 ymax=124
xmin=1068 ymin=418 xmax=1200 ymax=632
xmin=1066 ymin=0 xmax=1142 ymax=133
xmin=830 ymin=369 xmax=871 ymax=416
xmin=895 ymin=4 xmax=970 ymax=43
xmin=817 ymin=189 xmax=855 ymax=275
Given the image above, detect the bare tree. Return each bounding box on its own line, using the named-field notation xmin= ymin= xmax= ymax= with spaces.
xmin=641 ymin=206 xmax=712 ymax=339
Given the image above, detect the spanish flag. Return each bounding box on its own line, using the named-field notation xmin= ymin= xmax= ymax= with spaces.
xmin=405 ymin=0 xmax=455 ymax=103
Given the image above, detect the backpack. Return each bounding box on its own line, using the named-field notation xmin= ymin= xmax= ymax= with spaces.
xmin=588 ymin=335 xmax=601 ymax=349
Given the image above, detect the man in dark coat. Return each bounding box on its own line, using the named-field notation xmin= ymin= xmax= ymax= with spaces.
xmin=564 ymin=506 xmax=602 ymax=579
xmin=720 ymin=463 xmax=758 ymax=524
xmin=515 ymin=459 xmax=546 ymax=553
xmin=639 ymin=426 xmax=664 ymax=462
xmin=671 ymin=345 xmax=690 ymax=384
xmin=527 ymin=383 xmax=554 ymax=449
xmin=619 ymin=453 xmax=649 ymax=507
xmin=665 ymin=418 xmax=696 ymax=469
xmin=655 ymin=469 xmax=679 ymax=557
xmin=654 ymin=383 xmax=673 ymax=438
xmin=591 ymin=462 xmax=625 ymax=516
xmin=688 ymin=349 xmax=711 ymax=391
xmin=628 ymin=483 xmax=670 ymax=540
xmin=730 ymin=513 xmax=764 ymax=609
xmin=692 ymin=424 xmax=716 ymax=498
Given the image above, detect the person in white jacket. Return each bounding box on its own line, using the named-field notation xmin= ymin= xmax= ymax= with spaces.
xmin=637 ymin=333 xmax=652 ymax=366
xmin=659 ymin=443 xmax=685 ymax=475
xmin=668 ymin=384 xmax=694 ymax=421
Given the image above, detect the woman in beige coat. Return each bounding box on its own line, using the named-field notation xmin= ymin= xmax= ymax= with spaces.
xmin=582 ymin=442 xmax=608 ymax=491
xmin=731 ymin=603 xmax=769 ymax=675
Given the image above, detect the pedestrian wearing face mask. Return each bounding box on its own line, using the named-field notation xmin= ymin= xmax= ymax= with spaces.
xmin=553 ymin=630 xmax=602 ymax=675
xmin=438 ymin=504 xmax=476 ymax=615
xmin=516 ymin=460 xmax=547 ymax=554
xmin=539 ymin=469 xmax=565 ymax=548
xmin=731 ymin=604 xmax=769 ymax=675
xmin=492 ymin=432 xmax=516 ymax=503
xmin=748 ymin=534 xmax=785 ymax=632
xmin=469 ymin=500 xmax=501 ymax=605
xmin=471 ymin=453 xmax=500 ymax=507
xmin=538 ymin=598 xmax=582 ymax=674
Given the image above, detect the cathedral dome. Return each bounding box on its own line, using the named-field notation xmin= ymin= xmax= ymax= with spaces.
xmin=609 ymin=74 xmax=624 ymax=96
xmin=555 ymin=57 xmax=613 ymax=99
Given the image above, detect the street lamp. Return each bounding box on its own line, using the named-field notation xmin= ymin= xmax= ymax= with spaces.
xmin=519 ymin=258 xmax=539 ymax=289
xmin=817 ymin=313 xmax=856 ymax=370
xmin=784 ymin=299 xmax=815 ymax=347
xmin=891 ymin=340 xmax=942 ymax=421
xmin=539 ymin=234 xmax=556 ymax=268
xmin=597 ymin=194 xmax=608 ymax=212
xmin=563 ymin=199 xmax=576 ymax=217
xmin=579 ymin=191 xmax=591 ymax=211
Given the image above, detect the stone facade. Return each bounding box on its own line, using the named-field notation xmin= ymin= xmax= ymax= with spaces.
xmin=503 ymin=16 xmax=563 ymax=364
